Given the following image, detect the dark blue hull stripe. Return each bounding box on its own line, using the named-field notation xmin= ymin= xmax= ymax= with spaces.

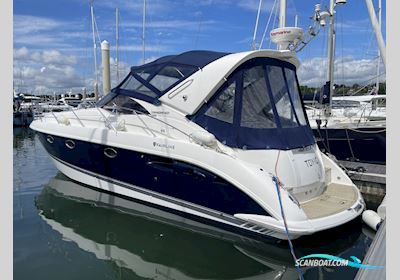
xmin=36 ymin=132 xmax=268 ymax=216
xmin=50 ymin=154 xmax=241 ymax=224
xmin=49 ymin=155 xmax=278 ymax=241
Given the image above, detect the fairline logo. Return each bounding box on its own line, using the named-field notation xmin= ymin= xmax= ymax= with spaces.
xmin=296 ymin=254 xmax=384 ymax=269
xmin=153 ymin=142 xmax=175 ymax=150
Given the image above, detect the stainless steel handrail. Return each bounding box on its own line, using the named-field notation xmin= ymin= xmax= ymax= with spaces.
xmin=102 ymin=105 xmax=191 ymax=138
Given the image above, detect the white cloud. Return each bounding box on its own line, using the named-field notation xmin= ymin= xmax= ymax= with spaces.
xmin=13 ymin=15 xmax=62 ymax=35
xmin=298 ymin=56 xmax=385 ymax=87
xmin=13 ymin=14 xmax=86 ymax=48
xmin=14 ymin=47 xmax=29 ymax=60
xmin=14 ymin=47 xmax=77 ymax=65
xmin=13 ymin=63 xmax=85 ymax=94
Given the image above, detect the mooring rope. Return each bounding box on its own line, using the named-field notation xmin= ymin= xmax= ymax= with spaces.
xmin=272 ymin=176 xmax=304 ymax=280
xmin=347 ymin=128 xmax=386 ymax=134
xmin=273 ymin=151 xmax=304 ymax=280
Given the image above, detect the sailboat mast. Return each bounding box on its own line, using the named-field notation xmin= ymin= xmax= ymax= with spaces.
xmin=90 ymin=1 xmax=99 ymax=101
xmin=365 ymin=0 xmax=386 ymax=69
xmin=279 ymin=0 xmax=286 ymax=28
xmin=116 ymin=7 xmax=119 ymax=83
xmin=376 ymin=0 xmax=381 ymax=94
xmin=142 ymin=0 xmax=146 ymax=64
xmin=326 ymin=0 xmax=335 ymax=107
xmin=277 ymin=0 xmax=287 ymax=50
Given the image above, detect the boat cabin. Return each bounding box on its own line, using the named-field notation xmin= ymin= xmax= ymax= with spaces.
xmin=99 ymin=50 xmax=314 ymax=150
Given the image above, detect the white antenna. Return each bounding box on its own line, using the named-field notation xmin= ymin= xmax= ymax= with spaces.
xmin=116 ymin=7 xmax=119 ymax=83
xmin=142 ymin=0 xmax=146 ymax=64
xmin=251 ymin=0 xmax=263 ymax=50
xmin=90 ymin=0 xmax=99 ymax=101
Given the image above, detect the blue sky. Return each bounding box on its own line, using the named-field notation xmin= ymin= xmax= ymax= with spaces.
xmin=13 ymin=0 xmax=386 ymax=94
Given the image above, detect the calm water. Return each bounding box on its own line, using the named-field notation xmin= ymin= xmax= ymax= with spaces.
xmin=14 ymin=127 xmax=378 ymax=280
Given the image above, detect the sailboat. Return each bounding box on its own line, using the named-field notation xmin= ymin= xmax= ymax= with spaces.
xmin=305 ymin=0 xmax=386 ymax=165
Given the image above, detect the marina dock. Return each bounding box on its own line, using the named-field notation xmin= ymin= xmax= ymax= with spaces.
xmin=339 ymin=161 xmax=386 ymax=200
xmin=355 ymin=219 xmax=386 ymax=280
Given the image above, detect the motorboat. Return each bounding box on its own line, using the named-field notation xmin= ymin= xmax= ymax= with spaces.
xmin=306 ymin=98 xmax=386 ymax=165
xmin=30 ymin=50 xmax=365 ymax=240
xmin=306 ymin=95 xmax=386 ymax=123
xmin=13 ymin=95 xmax=34 ymax=127
xmin=332 ymin=95 xmax=386 ymax=121
xmin=39 ymin=97 xmax=83 ymax=112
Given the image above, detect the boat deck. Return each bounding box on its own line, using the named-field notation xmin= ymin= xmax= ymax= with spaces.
xmin=300 ymin=183 xmax=358 ymax=219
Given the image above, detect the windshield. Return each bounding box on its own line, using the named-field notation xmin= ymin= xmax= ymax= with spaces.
xmin=193 ymin=57 xmax=314 ymax=150
xmin=116 ymin=64 xmax=197 ymax=103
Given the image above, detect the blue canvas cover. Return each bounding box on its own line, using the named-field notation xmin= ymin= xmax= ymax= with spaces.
xmin=191 ymin=57 xmax=315 ymax=150
xmin=98 ymin=50 xmax=229 ymax=105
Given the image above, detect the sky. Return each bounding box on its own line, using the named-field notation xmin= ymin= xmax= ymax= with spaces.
xmin=13 ymin=0 xmax=386 ymax=95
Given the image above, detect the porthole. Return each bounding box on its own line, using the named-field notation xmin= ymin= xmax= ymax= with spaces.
xmin=46 ymin=135 xmax=54 ymax=144
xmin=65 ymin=140 xmax=75 ymax=149
xmin=104 ymin=147 xmax=117 ymax=158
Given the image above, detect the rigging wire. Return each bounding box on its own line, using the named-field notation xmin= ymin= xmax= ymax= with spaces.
xmin=340 ymin=12 xmax=345 ymax=95
xmin=259 ymin=0 xmax=277 ymax=50
xmin=94 ymin=15 xmax=101 ymax=43
xmin=346 ymin=71 xmax=386 ymax=96
xmin=287 ymin=0 xmax=298 ymax=26
xmin=268 ymin=2 xmax=279 ymax=49
xmin=83 ymin=13 xmax=92 ymax=93
xmin=251 ymin=0 xmax=263 ymax=50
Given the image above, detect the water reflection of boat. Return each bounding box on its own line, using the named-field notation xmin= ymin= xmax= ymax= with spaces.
xmin=36 ymin=173 xmax=307 ymax=280
xmin=35 ymin=174 xmax=367 ymax=279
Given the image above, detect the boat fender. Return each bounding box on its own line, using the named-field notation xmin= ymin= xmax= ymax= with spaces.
xmin=377 ymin=195 xmax=386 ymax=219
xmin=190 ymin=131 xmax=217 ymax=147
xmin=58 ymin=115 xmax=70 ymax=126
xmin=362 ymin=210 xmax=383 ymax=231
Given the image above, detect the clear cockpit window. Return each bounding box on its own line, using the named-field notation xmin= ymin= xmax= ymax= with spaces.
xmin=102 ymin=95 xmax=149 ymax=114
xmin=267 ymin=65 xmax=298 ymax=128
xmin=149 ymin=65 xmax=196 ymax=92
xmin=204 ymin=81 xmax=236 ymax=123
xmin=120 ymin=75 xmax=158 ymax=98
xmin=241 ymin=66 xmax=276 ymax=128
xmin=284 ymin=68 xmax=307 ymax=125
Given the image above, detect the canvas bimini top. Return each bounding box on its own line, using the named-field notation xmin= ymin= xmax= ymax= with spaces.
xmin=99 ymin=50 xmax=315 ymax=150
xmin=103 ymin=50 xmax=229 ymax=105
